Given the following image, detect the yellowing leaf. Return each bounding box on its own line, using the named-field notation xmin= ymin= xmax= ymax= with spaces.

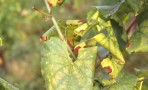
xmin=93 ymin=33 xmax=125 ymax=64
xmin=90 ymin=11 xmax=99 ymax=20
xmin=87 ymin=8 xmax=99 ymax=21
xmin=101 ymin=57 xmax=124 ymax=79
xmin=74 ymin=23 xmax=89 ymax=36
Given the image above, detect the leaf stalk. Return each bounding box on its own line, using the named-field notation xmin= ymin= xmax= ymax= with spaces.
xmin=44 ymin=0 xmax=76 ymax=60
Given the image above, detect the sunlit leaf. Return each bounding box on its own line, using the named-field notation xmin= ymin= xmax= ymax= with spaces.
xmin=41 ymin=37 xmax=98 ymax=90
xmin=74 ymin=23 xmax=89 ymax=36
xmin=86 ymin=8 xmax=99 ymax=24
xmin=93 ymin=25 xmax=125 ymax=64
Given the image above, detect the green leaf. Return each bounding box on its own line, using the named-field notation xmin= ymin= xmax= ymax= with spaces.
xmin=41 ymin=37 xmax=98 ymax=90
xmin=94 ymin=0 xmax=125 ymax=18
xmin=107 ymin=72 xmax=137 ymax=90
xmin=101 ymin=56 xmax=124 ymax=79
xmin=135 ymin=68 xmax=148 ymax=77
xmin=110 ymin=3 xmax=134 ymax=27
xmin=93 ymin=24 xmax=125 ymax=64
xmin=0 ymin=78 xmax=19 ymax=90
xmin=95 ymin=73 xmax=116 ymax=86
xmin=93 ymin=81 xmax=101 ymax=90
xmin=110 ymin=20 xmax=127 ymax=51
xmin=126 ymin=0 xmax=148 ymax=14
xmin=40 ymin=26 xmax=58 ymax=41
xmin=126 ymin=11 xmax=148 ymax=53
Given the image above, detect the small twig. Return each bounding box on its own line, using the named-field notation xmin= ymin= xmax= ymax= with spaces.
xmin=32 ymin=6 xmax=51 ymax=17
xmin=44 ymin=0 xmax=76 ymax=60
xmin=126 ymin=16 xmax=136 ymax=35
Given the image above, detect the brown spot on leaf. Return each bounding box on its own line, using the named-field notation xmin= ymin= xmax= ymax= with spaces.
xmin=78 ymin=20 xmax=83 ymax=23
xmin=40 ymin=35 xmax=48 ymax=42
xmin=74 ymin=46 xmax=81 ymax=54
xmin=104 ymin=66 xmax=112 ymax=74
xmin=110 ymin=78 xmax=115 ymax=80
xmin=48 ymin=2 xmax=53 ymax=7
xmin=80 ymin=29 xmax=85 ymax=33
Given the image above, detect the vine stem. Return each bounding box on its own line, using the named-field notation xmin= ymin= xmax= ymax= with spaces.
xmin=44 ymin=0 xmax=76 ymax=60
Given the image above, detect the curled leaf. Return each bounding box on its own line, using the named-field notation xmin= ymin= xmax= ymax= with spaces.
xmin=74 ymin=23 xmax=89 ymax=36
xmin=101 ymin=57 xmax=124 ymax=78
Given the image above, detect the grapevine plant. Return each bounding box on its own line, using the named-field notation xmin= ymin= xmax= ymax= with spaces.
xmin=40 ymin=0 xmax=148 ymax=90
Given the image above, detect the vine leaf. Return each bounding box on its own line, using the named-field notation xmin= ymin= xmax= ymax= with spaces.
xmin=126 ymin=0 xmax=148 ymax=14
xmin=107 ymin=72 xmax=137 ymax=90
xmin=41 ymin=37 xmax=97 ymax=90
xmin=110 ymin=20 xmax=127 ymax=51
xmin=74 ymin=23 xmax=89 ymax=36
xmin=93 ymin=26 xmax=125 ymax=64
xmin=101 ymin=56 xmax=124 ymax=79
xmin=94 ymin=0 xmax=125 ymax=18
xmin=126 ymin=11 xmax=148 ymax=53
xmin=86 ymin=8 xmax=99 ymax=24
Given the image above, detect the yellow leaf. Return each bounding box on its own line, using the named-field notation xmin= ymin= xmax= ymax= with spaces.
xmin=74 ymin=23 xmax=89 ymax=36
xmin=101 ymin=57 xmax=124 ymax=78
xmin=93 ymin=33 xmax=125 ymax=64
xmin=91 ymin=11 xmax=99 ymax=20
